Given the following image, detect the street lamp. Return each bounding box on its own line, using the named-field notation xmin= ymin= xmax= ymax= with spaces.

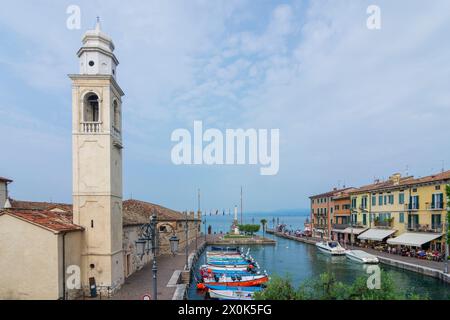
xmin=135 ymin=211 xmax=158 ymax=300
xmin=185 ymin=211 xmax=189 ymax=270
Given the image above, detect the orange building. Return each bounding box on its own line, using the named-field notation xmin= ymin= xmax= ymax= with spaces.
xmin=309 ymin=187 xmax=353 ymax=239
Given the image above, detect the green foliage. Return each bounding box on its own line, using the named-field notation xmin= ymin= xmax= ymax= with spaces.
xmin=256 ymin=271 xmax=428 ymax=300
xmin=238 ymin=224 xmax=260 ymax=235
xmin=254 ymin=275 xmax=297 ymax=300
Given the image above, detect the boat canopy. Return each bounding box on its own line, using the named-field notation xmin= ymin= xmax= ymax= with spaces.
xmin=357 ymin=228 xmax=396 ymax=241
xmin=332 ymin=227 xmax=367 ymax=235
xmin=387 ymin=232 xmax=442 ymax=247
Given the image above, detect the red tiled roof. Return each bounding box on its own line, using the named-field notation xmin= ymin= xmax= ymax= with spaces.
xmin=0 ymin=209 xmax=83 ymax=233
xmin=7 ymin=198 xmax=193 ymax=229
xmin=309 ymin=187 xmax=353 ymax=199
xmin=350 ymin=170 xmax=450 ymax=194
xmin=123 ymin=199 xmax=198 ymax=226
xmin=10 ymin=199 xmax=73 ymax=213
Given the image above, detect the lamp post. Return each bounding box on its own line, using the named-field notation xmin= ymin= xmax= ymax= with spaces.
xmin=135 ymin=211 xmax=158 ymax=300
xmin=185 ymin=210 xmax=189 ymax=270
xmin=203 ymin=218 xmax=207 ymax=242
xmin=136 ymin=212 xmax=181 ymax=300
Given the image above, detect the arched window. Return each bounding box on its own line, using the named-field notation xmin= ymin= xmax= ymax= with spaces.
xmin=113 ymin=100 xmax=120 ymax=129
xmin=84 ymin=93 xmax=100 ymax=122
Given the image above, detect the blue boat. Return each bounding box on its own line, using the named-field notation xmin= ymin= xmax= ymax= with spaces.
xmin=206 ymin=260 xmax=251 ymax=266
xmin=205 ymin=284 xmax=263 ymax=292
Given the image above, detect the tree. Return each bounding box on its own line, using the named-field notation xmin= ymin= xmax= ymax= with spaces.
xmin=255 ymin=271 xmax=427 ymax=300
xmin=260 ymin=219 xmax=268 ymax=238
xmin=238 ymin=224 xmax=260 ymax=236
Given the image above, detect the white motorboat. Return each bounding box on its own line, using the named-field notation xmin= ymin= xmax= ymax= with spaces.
xmin=208 ymin=289 xmax=254 ymax=300
xmin=345 ymin=250 xmax=379 ymax=264
xmin=315 ymin=241 xmax=347 ymax=255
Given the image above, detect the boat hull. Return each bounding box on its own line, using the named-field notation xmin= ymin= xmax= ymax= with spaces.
xmin=203 ymin=275 xmax=269 ymax=287
xmin=208 ymin=289 xmax=254 ymax=300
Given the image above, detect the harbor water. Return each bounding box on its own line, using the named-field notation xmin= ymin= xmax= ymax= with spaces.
xmin=189 ymin=211 xmax=450 ymax=300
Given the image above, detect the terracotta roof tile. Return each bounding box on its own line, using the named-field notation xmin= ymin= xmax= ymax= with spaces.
xmin=0 ymin=209 xmax=83 ymax=233
xmin=8 ymin=198 xmax=193 ymax=229
xmin=309 ymin=187 xmax=354 ymax=199
xmin=350 ymin=170 xmax=450 ymax=194
xmin=122 ymin=199 xmax=197 ymax=226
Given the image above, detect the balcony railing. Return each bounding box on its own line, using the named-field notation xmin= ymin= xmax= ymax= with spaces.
xmin=81 ymin=121 xmax=102 ymax=133
xmin=405 ymin=203 xmax=419 ymax=211
xmin=332 ymin=224 xmax=349 ymax=230
xmin=426 ymin=202 xmax=444 ymax=210
xmin=407 ymin=224 xmax=437 ymax=232
xmin=374 ymin=219 xmax=393 ymax=228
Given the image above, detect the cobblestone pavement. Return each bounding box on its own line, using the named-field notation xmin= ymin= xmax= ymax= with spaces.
xmin=111 ymin=237 xmax=207 ymax=300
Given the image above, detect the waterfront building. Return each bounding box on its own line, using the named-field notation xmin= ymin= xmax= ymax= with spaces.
xmin=309 ymin=187 xmax=352 ymax=239
xmin=349 ymin=171 xmax=450 ymax=251
xmin=0 ymin=21 xmax=200 ymax=300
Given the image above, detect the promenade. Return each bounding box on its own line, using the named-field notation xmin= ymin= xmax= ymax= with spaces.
xmin=111 ymin=236 xmax=209 ymax=300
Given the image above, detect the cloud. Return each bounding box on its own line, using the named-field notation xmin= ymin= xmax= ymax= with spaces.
xmin=1 ymin=0 xmax=450 ymax=210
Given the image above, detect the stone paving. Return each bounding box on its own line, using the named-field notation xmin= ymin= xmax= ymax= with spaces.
xmin=111 ymin=236 xmax=207 ymax=300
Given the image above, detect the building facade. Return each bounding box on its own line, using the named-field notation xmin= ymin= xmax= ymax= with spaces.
xmin=0 ymin=22 xmax=200 ymax=300
xmin=348 ymin=172 xmax=449 ymax=250
xmin=310 ymin=187 xmax=352 ymax=239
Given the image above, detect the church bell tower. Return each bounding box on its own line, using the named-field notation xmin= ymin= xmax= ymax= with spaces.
xmin=69 ymin=19 xmax=124 ymax=294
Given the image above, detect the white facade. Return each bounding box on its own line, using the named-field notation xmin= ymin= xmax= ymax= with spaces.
xmin=70 ymin=21 xmax=125 ymax=295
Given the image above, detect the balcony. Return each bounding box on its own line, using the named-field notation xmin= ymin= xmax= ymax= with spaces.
xmin=81 ymin=121 xmax=102 ymax=133
xmin=332 ymin=223 xmax=349 ymax=230
xmin=374 ymin=219 xmax=393 ymax=228
xmin=426 ymin=202 xmax=444 ymax=211
xmin=405 ymin=203 xmax=419 ymax=211
xmin=406 ymin=224 xmax=442 ymax=233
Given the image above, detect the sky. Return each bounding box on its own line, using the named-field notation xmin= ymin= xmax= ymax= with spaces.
xmin=1 ymin=0 xmax=450 ymax=212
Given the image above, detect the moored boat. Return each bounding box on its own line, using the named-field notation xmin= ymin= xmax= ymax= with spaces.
xmin=345 ymin=250 xmax=379 ymax=264
xmin=202 ymin=274 xmax=269 ymax=287
xmin=315 ymin=241 xmax=347 ymax=255
xmin=208 ymin=289 xmax=254 ymax=300
xmin=205 ymin=284 xmax=262 ymax=292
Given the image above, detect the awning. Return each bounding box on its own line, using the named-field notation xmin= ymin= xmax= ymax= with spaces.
xmin=342 ymin=227 xmax=367 ymax=235
xmin=358 ymin=228 xmax=396 ymax=241
xmin=387 ymin=232 xmax=442 ymax=247
xmin=332 ymin=228 xmax=367 ymax=235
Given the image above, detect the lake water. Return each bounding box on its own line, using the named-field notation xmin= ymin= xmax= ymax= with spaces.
xmin=189 ymin=211 xmax=450 ymax=300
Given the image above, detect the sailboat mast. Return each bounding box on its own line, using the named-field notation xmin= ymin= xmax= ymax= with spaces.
xmin=240 ymin=186 xmax=243 ymax=224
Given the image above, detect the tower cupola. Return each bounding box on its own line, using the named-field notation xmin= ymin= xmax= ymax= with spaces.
xmin=77 ymin=18 xmax=119 ymax=77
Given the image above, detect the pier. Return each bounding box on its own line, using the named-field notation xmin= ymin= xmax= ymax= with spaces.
xmin=267 ymin=229 xmax=450 ymax=284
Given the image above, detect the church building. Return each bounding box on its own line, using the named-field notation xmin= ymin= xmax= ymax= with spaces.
xmin=0 ymin=21 xmax=200 ymax=300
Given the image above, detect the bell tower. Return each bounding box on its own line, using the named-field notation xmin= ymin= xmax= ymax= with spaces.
xmin=69 ymin=19 xmax=125 ymax=295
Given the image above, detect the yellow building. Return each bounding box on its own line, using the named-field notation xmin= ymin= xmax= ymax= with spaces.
xmin=349 ymin=171 xmax=450 ymax=251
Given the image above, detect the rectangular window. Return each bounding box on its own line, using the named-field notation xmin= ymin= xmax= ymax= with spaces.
xmin=431 ymin=193 xmax=444 ymax=209
xmin=372 ymin=196 xmax=376 ymax=206
xmin=384 ymin=195 xmax=387 ymax=205
xmin=388 ymin=195 xmax=394 ymax=205
xmin=379 ymin=195 xmax=383 ymax=206
xmin=399 ymin=193 xmax=404 ymax=205
xmin=410 ymin=195 xmax=419 ymax=210
xmin=363 ymin=214 xmax=367 ymax=225
xmin=399 ymin=212 xmax=404 ymax=223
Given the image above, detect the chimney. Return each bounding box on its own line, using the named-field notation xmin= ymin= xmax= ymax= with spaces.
xmin=389 ymin=173 xmax=401 ymax=185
